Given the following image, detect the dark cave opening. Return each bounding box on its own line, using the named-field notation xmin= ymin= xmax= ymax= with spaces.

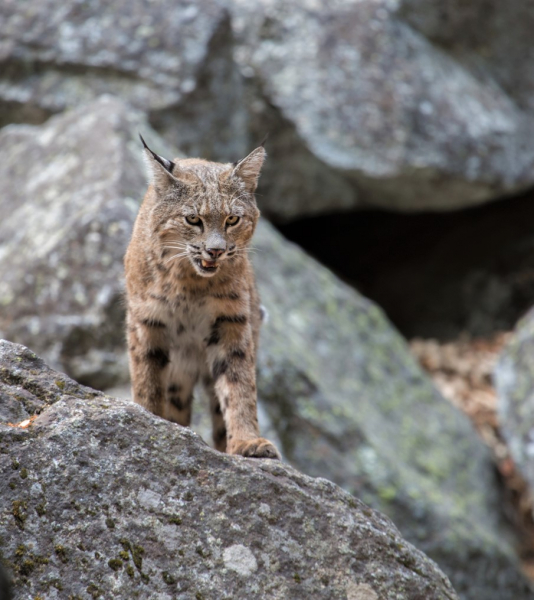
xmin=277 ymin=189 xmax=534 ymax=340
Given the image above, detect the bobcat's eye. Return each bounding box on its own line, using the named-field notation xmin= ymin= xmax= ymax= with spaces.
xmin=226 ymin=215 xmax=240 ymax=227
xmin=185 ymin=215 xmax=201 ymax=226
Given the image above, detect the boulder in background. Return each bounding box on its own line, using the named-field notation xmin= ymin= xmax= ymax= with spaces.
xmin=0 ymin=96 xmax=165 ymax=389
xmin=3 ymin=0 xmax=534 ymax=219
xmin=495 ymin=308 xmax=534 ymax=499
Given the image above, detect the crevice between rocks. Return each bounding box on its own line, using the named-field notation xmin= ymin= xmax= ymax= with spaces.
xmin=278 ymin=186 xmax=534 ymax=341
xmin=278 ymin=185 xmax=534 ymax=577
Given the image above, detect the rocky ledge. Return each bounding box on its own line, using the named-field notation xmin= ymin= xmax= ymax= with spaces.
xmin=0 ymin=340 xmax=457 ymax=599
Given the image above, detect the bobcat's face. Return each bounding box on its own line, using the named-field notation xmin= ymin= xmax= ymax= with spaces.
xmin=141 ymin=138 xmax=263 ymax=278
xmin=160 ymin=180 xmax=260 ymax=278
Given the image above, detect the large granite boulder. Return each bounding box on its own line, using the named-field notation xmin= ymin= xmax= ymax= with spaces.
xmin=397 ymin=0 xmax=534 ymax=115
xmin=0 ymin=97 xmax=531 ymax=598
xmin=0 ymin=0 xmax=247 ymax=161
xmin=0 ymin=340 xmax=459 ymax=600
xmin=3 ymin=0 xmax=534 ymax=219
xmin=252 ymin=225 xmax=533 ymax=600
xmin=231 ymin=0 xmax=534 ymax=218
xmin=0 ymin=96 xmax=171 ymax=389
xmin=495 ymin=308 xmax=534 ymax=496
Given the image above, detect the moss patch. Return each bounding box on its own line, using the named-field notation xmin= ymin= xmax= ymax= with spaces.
xmin=54 ymin=545 xmax=68 ymax=564
xmin=12 ymin=544 xmax=49 ymax=579
xmin=86 ymin=583 xmax=103 ymax=599
xmin=12 ymin=500 xmax=27 ymax=529
xmin=162 ymin=571 xmax=176 ymax=585
xmin=108 ymin=558 xmax=123 ymax=571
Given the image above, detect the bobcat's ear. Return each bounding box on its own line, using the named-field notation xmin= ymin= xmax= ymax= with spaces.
xmin=139 ymin=134 xmax=185 ymax=191
xmin=232 ymin=146 xmax=266 ymax=192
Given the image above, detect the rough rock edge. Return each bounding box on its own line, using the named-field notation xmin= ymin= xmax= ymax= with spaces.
xmin=0 ymin=339 xmax=458 ymax=599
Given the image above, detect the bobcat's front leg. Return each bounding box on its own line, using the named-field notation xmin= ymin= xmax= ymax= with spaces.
xmin=127 ymin=311 xmax=169 ymax=418
xmin=206 ymin=319 xmax=280 ymax=460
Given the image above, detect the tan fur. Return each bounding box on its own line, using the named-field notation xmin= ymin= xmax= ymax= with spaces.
xmin=124 ymin=140 xmax=280 ymax=459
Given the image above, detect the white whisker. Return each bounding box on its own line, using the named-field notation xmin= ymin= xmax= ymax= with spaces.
xmin=165 ymin=252 xmax=189 ymax=264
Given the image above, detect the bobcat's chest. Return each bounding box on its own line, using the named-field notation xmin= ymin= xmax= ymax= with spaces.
xmin=169 ymin=299 xmax=212 ymax=352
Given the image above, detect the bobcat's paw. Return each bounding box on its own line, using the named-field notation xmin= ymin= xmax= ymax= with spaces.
xmin=229 ymin=437 xmax=281 ymax=460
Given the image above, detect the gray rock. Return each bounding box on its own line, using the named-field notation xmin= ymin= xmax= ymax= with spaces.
xmin=0 ymin=97 xmax=531 ymax=598
xmin=495 ymin=308 xmax=534 ymax=495
xmin=0 ymin=0 xmax=247 ymax=161
xmin=0 ymin=339 xmax=458 ymax=600
xmin=3 ymin=1 xmax=534 ymax=219
xmin=231 ymin=0 xmax=534 ymax=217
xmin=0 ymin=96 xmax=171 ymax=389
xmin=252 ymin=224 xmax=534 ymax=600
xmin=397 ymin=0 xmax=534 ymax=116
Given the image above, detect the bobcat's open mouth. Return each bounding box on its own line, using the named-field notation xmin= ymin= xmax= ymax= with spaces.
xmin=196 ymin=258 xmax=219 ymax=273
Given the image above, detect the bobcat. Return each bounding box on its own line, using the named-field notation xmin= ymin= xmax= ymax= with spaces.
xmin=124 ymin=136 xmax=280 ymax=459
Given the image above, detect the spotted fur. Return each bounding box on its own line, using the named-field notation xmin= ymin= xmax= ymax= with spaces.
xmin=124 ymin=139 xmax=280 ymax=459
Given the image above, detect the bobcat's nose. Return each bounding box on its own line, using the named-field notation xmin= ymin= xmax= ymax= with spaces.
xmin=206 ymin=247 xmax=224 ymax=259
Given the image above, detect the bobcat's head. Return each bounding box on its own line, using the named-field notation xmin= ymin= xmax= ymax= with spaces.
xmin=141 ymin=136 xmax=264 ymax=278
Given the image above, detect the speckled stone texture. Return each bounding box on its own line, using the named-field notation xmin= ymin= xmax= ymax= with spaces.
xmin=496 ymin=308 xmax=534 ymax=497
xmin=231 ymin=0 xmax=534 ymax=217
xmin=0 ymin=340 xmax=459 ymax=600
xmin=398 ymin=0 xmax=534 ymax=115
xmin=3 ymin=0 xmax=534 ymax=219
xmin=0 ymin=0 xmax=247 ymax=162
xmin=0 ymin=96 xmax=174 ymax=389
xmin=0 ymin=98 xmax=532 ymax=599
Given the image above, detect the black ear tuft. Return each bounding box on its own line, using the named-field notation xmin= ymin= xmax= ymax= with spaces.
xmin=259 ymin=133 xmax=269 ymax=148
xmin=139 ymin=133 xmax=175 ymax=174
xmin=139 ymin=132 xmax=149 ymax=150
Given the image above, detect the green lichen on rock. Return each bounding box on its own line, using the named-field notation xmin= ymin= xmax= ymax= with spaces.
xmin=108 ymin=558 xmax=123 ymax=571
xmin=11 ymin=500 xmax=27 ymax=530
xmin=250 ymin=221 xmax=532 ymax=600
xmin=54 ymin=545 xmax=68 ymax=564
xmin=162 ymin=570 xmax=176 ymax=585
xmin=131 ymin=544 xmax=144 ymax=571
xmin=11 ymin=544 xmax=49 ymax=579
xmin=86 ymin=583 xmax=103 ymax=599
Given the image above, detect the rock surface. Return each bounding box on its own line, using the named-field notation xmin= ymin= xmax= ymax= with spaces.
xmin=0 ymin=0 xmax=247 ymax=162
xmin=0 ymin=98 xmax=532 ymax=599
xmin=398 ymin=0 xmax=534 ymax=115
xmin=232 ymin=0 xmax=534 ymax=216
xmin=0 ymin=340 xmax=459 ymax=600
xmin=0 ymin=96 xmax=174 ymax=389
xmin=252 ymin=225 xmax=533 ymax=600
xmin=3 ymin=0 xmax=534 ymax=218
xmin=495 ymin=308 xmax=534 ymax=497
